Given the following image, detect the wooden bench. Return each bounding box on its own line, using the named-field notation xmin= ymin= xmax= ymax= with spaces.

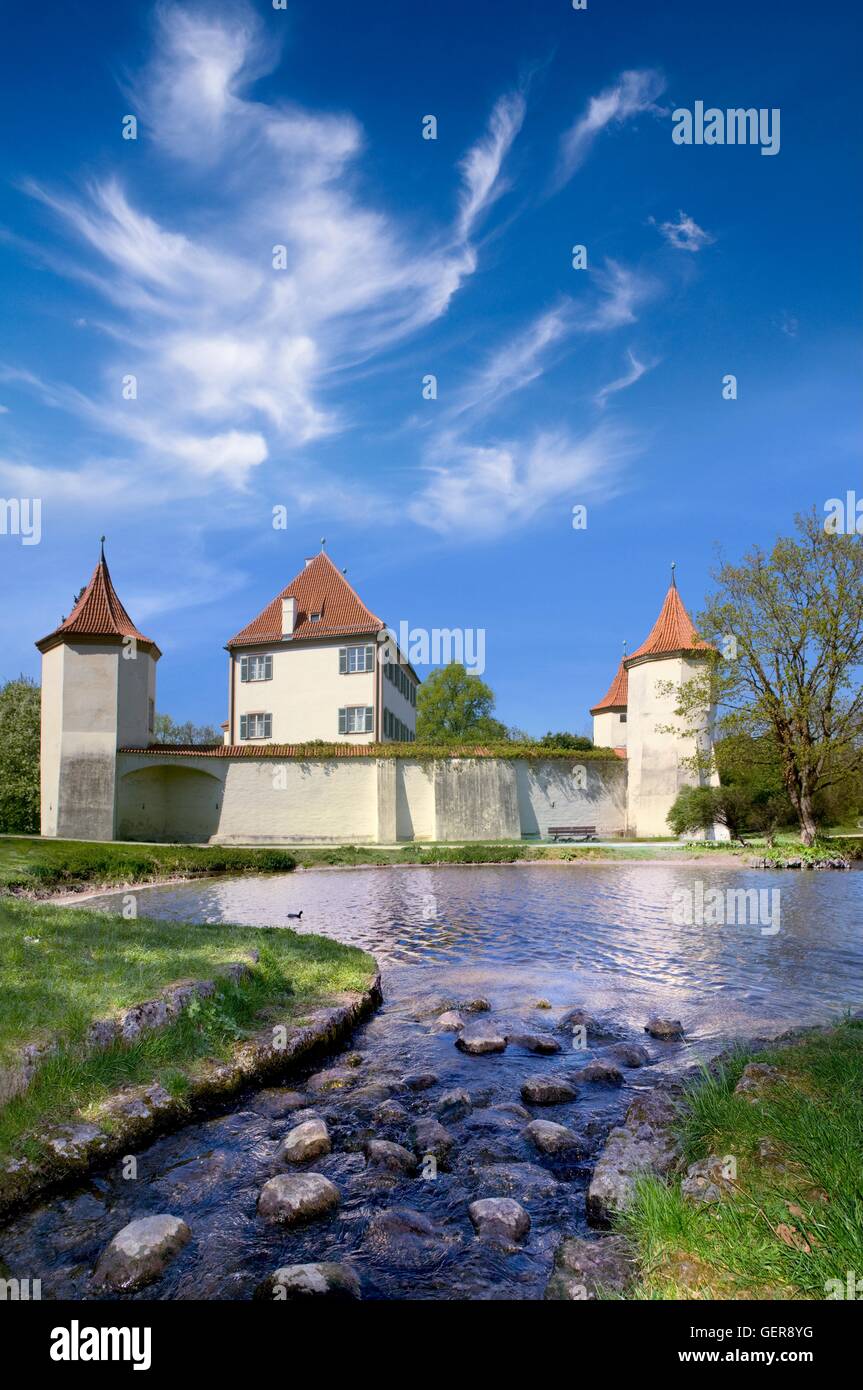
xmin=548 ymin=825 xmax=598 ymax=842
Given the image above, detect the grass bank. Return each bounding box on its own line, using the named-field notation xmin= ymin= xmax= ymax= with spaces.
xmin=0 ymin=835 xmax=680 ymax=894
xmin=0 ymin=837 xmax=298 ymax=894
xmin=619 ymin=1020 xmax=863 ymax=1299
xmin=0 ymin=896 xmax=375 ymax=1167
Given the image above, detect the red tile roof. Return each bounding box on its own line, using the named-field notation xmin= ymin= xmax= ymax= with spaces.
xmin=226 ymin=552 xmax=383 ymax=649
xmin=36 ymin=552 xmax=160 ymax=656
xmin=590 ymin=660 xmax=628 ymax=714
xmin=118 ymin=743 xmax=626 ymax=760
xmin=626 ymin=581 xmax=712 ymax=664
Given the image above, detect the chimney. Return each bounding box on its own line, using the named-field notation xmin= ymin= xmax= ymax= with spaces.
xmin=281 ymin=596 xmax=297 ymax=638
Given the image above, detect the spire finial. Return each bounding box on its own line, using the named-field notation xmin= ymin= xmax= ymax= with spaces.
xmin=622 ymin=638 xmax=628 ymax=659
xmin=320 ymin=536 xmax=326 ymax=551
xmin=100 ymin=535 xmax=106 ymax=561
xmin=670 ymin=560 xmax=677 ymax=588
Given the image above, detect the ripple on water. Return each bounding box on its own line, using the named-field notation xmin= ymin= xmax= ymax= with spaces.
xmin=2 ymin=863 xmax=862 ymax=1300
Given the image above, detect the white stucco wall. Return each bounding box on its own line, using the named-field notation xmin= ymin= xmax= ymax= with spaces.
xmin=516 ymin=758 xmax=627 ymax=838
xmin=110 ymin=752 xmax=627 ymax=844
xmin=231 ymin=640 xmax=378 ymax=744
xmin=592 ymin=709 xmax=627 ymax=749
xmin=625 ymin=654 xmax=717 ymax=837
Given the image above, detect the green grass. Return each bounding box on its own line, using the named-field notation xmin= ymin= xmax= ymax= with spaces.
xmin=619 ymin=1020 xmax=863 ymax=1299
xmin=0 ymin=834 xmax=701 ymax=893
xmin=0 ymin=837 xmax=297 ymax=893
xmin=683 ymin=832 xmax=863 ymax=865
xmin=0 ymin=897 xmax=375 ymax=1164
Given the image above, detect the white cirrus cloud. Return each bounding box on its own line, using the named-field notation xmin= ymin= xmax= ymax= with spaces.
xmin=408 ymin=425 xmax=635 ymax=537
xmin=553 ymin=69 xmax=666 ymax=190
xmin=650 ymin=210 xmax=715 ymax=252
xmin=595 ymin=348 xmax=657 ymax=408
xmin=16 ymin=2 xmax=526 ymax=493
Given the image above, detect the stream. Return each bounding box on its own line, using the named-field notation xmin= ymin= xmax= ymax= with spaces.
xmin=3 ymin=862 xmax=863 ymax=1300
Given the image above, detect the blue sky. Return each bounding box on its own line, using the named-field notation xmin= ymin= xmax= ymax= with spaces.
xmin=2 ymin=0 xmax=860 ymax=734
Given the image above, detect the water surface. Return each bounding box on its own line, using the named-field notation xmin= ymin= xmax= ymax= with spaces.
xmin=3 ymin=863 xmax=862 ymax=1300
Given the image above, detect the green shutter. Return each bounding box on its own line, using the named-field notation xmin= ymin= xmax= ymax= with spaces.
xmin=338 ymin=708 xmax=347 ymax=734
xmin=240 ymin=715 xmax=247 ymax=739
xmin=339 ymin=648 xmax=347 ymax=674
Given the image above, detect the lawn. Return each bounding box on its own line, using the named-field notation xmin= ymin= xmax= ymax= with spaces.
xmin=0 ymin=896 xmax=375 ymax=1165
xmin=0 ymin=837 xmax=298 ymax=893
xmin=619 ymin=1020 xmax=863 ymax=1299
xmin=0 ymin=834 xmax=690 ymax=893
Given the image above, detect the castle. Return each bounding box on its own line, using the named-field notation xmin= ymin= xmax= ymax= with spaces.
xmin=36 ymin=547 xmax=721 ymax=844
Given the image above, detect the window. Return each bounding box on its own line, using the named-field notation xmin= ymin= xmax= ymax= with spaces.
xmin=339 ymin=645 xmax=375 ymax=674
xmin=240 ymin=713 xmax=272 ymax=740
xmin=384 ymin=659 xmax=417 ymax=705
xmin=384 ymin=710 xmax=415 ymax=742
xmin=310 ymin=612 xmax=322 ymax=622
xmin=148 ymin=697 xmax=154 ymax=735
xmin=620 ymin=713 xmax=627 ymax=724
xmin=240 ymin=654 xmax=273 ymax=682
xmin=338 ymin=705 xmax=373 ymax=734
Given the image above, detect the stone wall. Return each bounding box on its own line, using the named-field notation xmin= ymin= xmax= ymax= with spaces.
xmin=113 ymin=752 xmax=627 ymax=845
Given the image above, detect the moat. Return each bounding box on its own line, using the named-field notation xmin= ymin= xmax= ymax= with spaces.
xmin=3 ymin=863 xmax=862 ymax=1300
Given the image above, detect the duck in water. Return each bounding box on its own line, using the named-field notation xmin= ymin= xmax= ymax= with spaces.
xmin=286 ymin=910 xmax=303 ymax=920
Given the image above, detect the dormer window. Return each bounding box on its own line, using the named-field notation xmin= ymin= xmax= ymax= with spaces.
xmin=310 ymin=612 xmax=322 ymax=622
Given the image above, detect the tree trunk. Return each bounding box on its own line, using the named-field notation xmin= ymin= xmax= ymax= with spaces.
xmin=799 ymin=793 xmax=818 ymax=846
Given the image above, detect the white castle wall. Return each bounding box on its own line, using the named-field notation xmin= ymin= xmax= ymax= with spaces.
xmin=625 ymin=654 xmax=719 ymax=837
xmin=515 ymin=758 xmax=627 ymax=838
xmin=113 ymin=752 xmax=627 ymax=844
xmin=592 ymin=709 xmax=627 ymax=750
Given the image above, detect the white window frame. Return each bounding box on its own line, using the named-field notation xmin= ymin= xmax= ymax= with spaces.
xmin=240 ymin=654 xmax=273 ymax=683
xmin=240 ymin=712 xmax=272 ymax=740
xmin=339 ymin=644 xmax=375 ymax=674
xmin=339 ymin=705 xmax=373 ymax=734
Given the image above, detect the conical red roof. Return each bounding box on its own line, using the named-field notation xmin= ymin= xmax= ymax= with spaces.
xmin=590 ymin=660 xmax=628 ymax=714
xmin=227 ymin=551 xmax=383 ymax=648
xmin=626 ymin=580 xmax=712 ymax=663
xmin=36 ymin=551 xmax=159 ymax=655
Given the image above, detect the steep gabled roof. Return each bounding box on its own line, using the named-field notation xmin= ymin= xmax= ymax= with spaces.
xmin=226 ymin=551 xmax=384 ymax=649
xmin=36 ymin=550 xmax=160 ymax=656
xmin=626 ymin=579 xmax=713 ymax=664
xmin=590 ymin=660 xmax=628 ymax=714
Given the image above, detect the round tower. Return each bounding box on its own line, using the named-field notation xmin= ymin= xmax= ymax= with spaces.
xmin=590 ymin=642 xmax=628 ymax=750
xmin=35 ymin=543 xmax=161 ymax=840
xmin=622 ymin=566 xmax=721 ymax=838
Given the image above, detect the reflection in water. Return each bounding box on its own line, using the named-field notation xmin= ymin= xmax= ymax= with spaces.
xmin=2 ymin=864 xmax=862 ymax=1302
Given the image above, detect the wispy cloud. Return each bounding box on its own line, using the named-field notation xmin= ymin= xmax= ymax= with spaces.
xmin=408 ymin=425 xmax=635 ymax=537
xmin=553 ymin=69 xmax=666 ymax=191
xmin=16 ymin=3 xmax=526 ymax=495
xmin=594 ymin=349 xmax=656 ymax=408
xmin=650 ymin=210 xmax=714 ymax=252
xmin=456 ymin=90 xmax=526 ymax=239
xmin=444 ymin=259 xmax=656 ymax=422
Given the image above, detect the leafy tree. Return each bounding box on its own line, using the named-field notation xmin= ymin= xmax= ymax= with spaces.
xmin=416 ymin=663 xmax=508 ymax=743
xmin=0 ymin=676 xmax=41 ymax=833
xmin=667 ymin=511 xmax=863 ymax=845
xmin=667 ymin=785 xmax=752 ymax=843
xmin=538 ymin=731 xmax=594 ymax=750
xmin=154 ymin=713 xmax=222 ymax=745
